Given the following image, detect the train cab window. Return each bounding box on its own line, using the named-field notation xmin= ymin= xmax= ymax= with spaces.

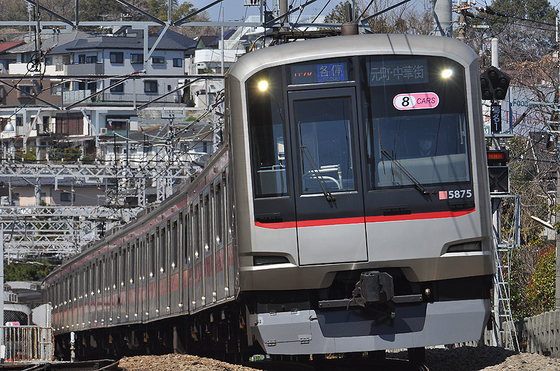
xmin=246 ymin=67 xmax=288 ymax=198
xmin=360 ymin=56 xmax=470 ymax=188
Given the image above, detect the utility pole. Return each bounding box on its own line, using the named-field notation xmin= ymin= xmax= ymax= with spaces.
xmin=554 ymin=16 xmax=560 ymax=310
xmin=432 ymin=0 xmax=452 ymax=37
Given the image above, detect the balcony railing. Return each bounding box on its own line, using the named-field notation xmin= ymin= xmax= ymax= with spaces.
xmin=65 ymin=63 xmax=103 ymax=76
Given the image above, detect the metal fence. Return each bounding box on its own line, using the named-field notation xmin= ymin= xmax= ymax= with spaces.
xmin=0 ymin=326 xmax=53 ymax=362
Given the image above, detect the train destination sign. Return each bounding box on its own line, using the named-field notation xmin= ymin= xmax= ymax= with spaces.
xmin=368 ymin=59 xmax=429 ymax=86
xmin=291 ymin=61 xmax=348 ymax=84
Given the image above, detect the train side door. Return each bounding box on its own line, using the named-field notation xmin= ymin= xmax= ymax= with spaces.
xmin=289 ymin=88 xmax=367 ymax=265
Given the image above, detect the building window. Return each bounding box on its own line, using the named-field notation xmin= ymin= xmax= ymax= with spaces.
xmin=110 ymin=52 xmax=124 ymax=64
xmin=131 ymin=54 xmax=143 ymax=64
xmin=152 ymin=56 xmax=165 ymax=64
xmin=110 ymin=79 xmax=124 ymax=93
xmin=173 ymin=58 xmax=182 ymax=67
xmin=78 ymin=54 xmax=85 ymax=64
xmin=85 ymin=55 xmax=97 ymax=63
xmin=60 ymin=192 xmax=73 ymax=202
xmin=144 ymin=80 xmax=158 ymax=93
xmin=18 ymin=85 xmax=33 ymax=98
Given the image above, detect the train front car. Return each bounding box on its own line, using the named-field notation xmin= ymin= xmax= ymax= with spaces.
xmin=227 ymin=34 xmax=494 ymax=357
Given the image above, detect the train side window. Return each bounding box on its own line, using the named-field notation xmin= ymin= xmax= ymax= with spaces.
xmin=246 ymin=67 xmax=288 ymax=198
xmin=171 ymin=221 xmax=178 ymax=269
xmin=150 ymin=234 xmax=156 ymax=277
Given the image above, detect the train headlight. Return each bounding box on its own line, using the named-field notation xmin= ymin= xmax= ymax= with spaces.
xmin=441 ymin=69 xmax=453 ymax=79
xmin=258 ymin=80 xmax=269 ymax=92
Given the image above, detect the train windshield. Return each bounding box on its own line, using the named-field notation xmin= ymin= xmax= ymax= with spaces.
xmin=361 ymin=56 xmax=470 ymax=189
xmin=246 ymin=55 xmax=471 ymax=200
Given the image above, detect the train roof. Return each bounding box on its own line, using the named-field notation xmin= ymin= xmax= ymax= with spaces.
xmin=227 ymin=34 xmax=478 ymax=82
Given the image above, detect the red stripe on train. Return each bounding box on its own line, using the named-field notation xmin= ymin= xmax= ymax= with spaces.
xmin=254 ymin=209 xmax=475 ymax=229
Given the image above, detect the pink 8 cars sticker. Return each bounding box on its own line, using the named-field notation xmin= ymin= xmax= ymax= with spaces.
xmin=393 ymin=92 xmax=439 ymax=110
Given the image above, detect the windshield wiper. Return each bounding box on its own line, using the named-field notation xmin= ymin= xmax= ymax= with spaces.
xmin=381 ymin=149 xmax=430 ymax=195
xmin=301 ymin=145 xmax=336 ymax=202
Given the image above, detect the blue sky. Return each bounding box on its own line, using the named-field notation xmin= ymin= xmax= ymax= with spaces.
xmin=187 ymin=0 xmax=338 ymax=22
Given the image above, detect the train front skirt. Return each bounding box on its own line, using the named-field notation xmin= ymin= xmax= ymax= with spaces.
xmin=249 ymin=298 xmax=490 ymax=354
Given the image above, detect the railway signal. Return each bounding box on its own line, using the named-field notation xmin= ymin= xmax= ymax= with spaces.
xmin=480 ymin=66 xmax=510 ymax=101
xmin=487 ymin=149 xmax=509 ymax=193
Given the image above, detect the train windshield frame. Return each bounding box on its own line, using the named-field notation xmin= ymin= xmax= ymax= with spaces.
xmin=246 ymin=54 xmax=472 ymax=205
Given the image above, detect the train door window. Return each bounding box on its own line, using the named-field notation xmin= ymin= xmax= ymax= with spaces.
xmin=80 ymin=269 xmax=84 ymax=299
xmin=67 ymin=277 xmax=71 ymax=304
xmin=124 ymin=247 xmax=129 ymax=286
xmin=130 ymin=244 xmax=136 ymax=284
xmin=293 ymin=96 xmax=356 ymax=194
xmin=193 ymin=205 xmax=200 ymax=261
xmin=225 ymin=179 xmax=232 ymax=242
xmin=185 ymin=212 xmax=192 ymax=267
xmin=140 ymin=239 xmax=145 ymax=281
xmin=105 ymin=256 xmax=109 ymax=294
xmin=204 ymin=194 xmax=211 ymax=255
xmin=160 ymin=227 xmax=167 ymax=273
xmin=214 ymin=183 xmax=223 ymax=246
xmin=246 ymin=67 xmax=288 ymax=197
xmin=112 ymin=253 xmax=117 ymax=289
xmin=73 ymin=273 xmax=77 ymax=302
xmin=171 ymin=221 xmax=178 ymax=269
xmin=150 ymin=234 xmax=156 ymax=277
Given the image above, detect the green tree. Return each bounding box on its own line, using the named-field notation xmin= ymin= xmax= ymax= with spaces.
xmin=526 ymin=245 xmax=556 ymax=315
xmin=5 ymin=262 xmax=56 ymax=282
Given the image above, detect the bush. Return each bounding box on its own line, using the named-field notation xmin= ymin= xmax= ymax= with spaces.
xmin=526 ymin=245 xmax=556 ymax=315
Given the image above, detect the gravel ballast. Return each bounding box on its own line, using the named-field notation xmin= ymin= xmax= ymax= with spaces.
xmin=118 ymin=346 xmax=560 ymax=371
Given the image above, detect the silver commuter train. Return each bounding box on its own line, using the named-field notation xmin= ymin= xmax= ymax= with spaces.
xmin=43 ymin=33 xmax=494 ymax=362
